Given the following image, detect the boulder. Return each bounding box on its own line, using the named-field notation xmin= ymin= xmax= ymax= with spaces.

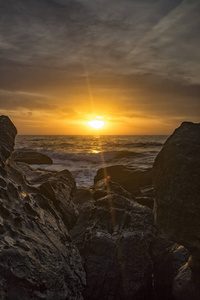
xmin=39 ymin=170 xmax=78 ymax=228
xmin=0 ymin=116 xmax=86 ymax=299
xmin=153 ymin=121 xmax=200 ymax=299
xmin=71 ymin=186 xmax=156 ymax=300
xmin=15 ymin=162 xmax=55 ymax=186
xmin=12 ymin=151 xmax=53 ymax=164
xmin=94 ymin=165 xmax=152 ymax=196
xmin=92 ymin=178 xmax=134 ymax=200
xmin=0 ymin=116 xmax=17 ymax=165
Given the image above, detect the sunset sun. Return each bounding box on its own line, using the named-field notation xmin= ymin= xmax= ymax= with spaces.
xmin=88 ymin=119 xmax=105 ymax=129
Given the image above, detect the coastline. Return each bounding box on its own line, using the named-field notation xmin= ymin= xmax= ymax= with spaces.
xmin=0 ymin=116 xmax=199 ymax=300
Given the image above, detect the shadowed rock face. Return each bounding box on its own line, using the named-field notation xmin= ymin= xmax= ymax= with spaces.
xmin=94 ymin=165 xmax=152 ymax=196
xmin=0 ymin=116 xmax=17 ymax=165
xmin=153 ymin=121 xmax=200 ymax=250
xmin=12 ymin=151 xmax=53 ymax=165
xmin=70 ymin=187 xmax=156 ymax=300
xmin=0 ymin=116 xmax=85 ymax=300
xmin=153 ymin=121 xmax=200 ymax=300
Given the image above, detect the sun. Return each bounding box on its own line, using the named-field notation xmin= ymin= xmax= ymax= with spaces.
xmin=88 ymin=119 xmax=105 ymax=129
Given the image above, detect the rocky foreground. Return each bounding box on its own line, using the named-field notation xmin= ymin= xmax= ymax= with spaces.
xmin=0 ymin=116 xmax=199 ymax=300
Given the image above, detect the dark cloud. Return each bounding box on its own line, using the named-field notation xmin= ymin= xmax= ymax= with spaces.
xmin=0 ymin=0 xmax=199 ymax=81
xmin=0 ymin=0 xmax=199 ymax=133
xmin=0 ymin=90 xmax=57 ymax=110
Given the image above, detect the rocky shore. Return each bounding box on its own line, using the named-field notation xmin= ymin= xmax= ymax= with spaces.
xmin=0 ymin=115 xmax=199 ymax=300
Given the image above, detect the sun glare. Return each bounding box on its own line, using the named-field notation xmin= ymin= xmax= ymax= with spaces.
xmin=88 ymin=119 xmax=105 ymax=129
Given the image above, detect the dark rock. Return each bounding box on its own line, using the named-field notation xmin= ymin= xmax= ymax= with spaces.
xmin=12 ymin=151 xmax=53 ymax=165
xmin=73 ymin=188 xmax=95 ymax=207
xmin=70 ymin=188 xmax=95 ymax=253
xmin=153 ymin=121 xmax=200 ymax=299
xmin=150 ymin=233 xmax=189 ymax=300
xmin=94 ymin=165 xmax=152 ymax=196
xmin=135 ymin=196 xmax=154 ymax=209
xmin=173 ymin=263 xmax=200 ymax=300
xmin=172 ymin=245 xmax=190 ymax=276
xmin=0 ymin=117 xmax=86 ymax=299
xmin=150 ymin=232 xmax=175 ymax=300
xmin=92 ymin=189 xmax=108 ymax=200
xmin=0 ymin=116 xmax=17 ymax=165
xmin=16 ymin=162 xmax=56 ymax=186
xmin=39 ymin=170 xmax=78 ymax=229
xmin=153 ymin=122 xmax=200 ymax=249
xmin=92 ymin=178 xmax=134 ymax=200
xmin=71 ymin=187 xmax=156 ymax=300
xmin=140 ymin=185 xmax=154 ymax=197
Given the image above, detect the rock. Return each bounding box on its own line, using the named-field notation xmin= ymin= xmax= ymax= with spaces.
xmin=140 ymin=185 xmax=154 ymax=197
xmin=150 ymin=233 xmax=189 ymax=300
xmin=135 ymin=196 xmax=154 ymax=209
xmin=153 ymin=121 xmax=200 ymax=299
xmin=70 ymin=188 xmax=95 ymax=253
xmin=150 ymin=232 xmax=175 ymax=300
xmin=12 ymin=151 xmax=53 ymax=164
xmin=172 ymin=245 xmax=190 ymax=276
xmin=92 ymin=178 xmax=134 ymax=200
xmin=15 ymin=162 xmax=56 ymax=186
xmin=39 ymin=170 xmax=78 ymax=229
xmin=153 ymin=122 xmax=200 ymax=249
xmin=0 ymin=116 xmax=17 ymax=165
xmin=0 ymin=117 xmax=86 ymax=299
xmin=94 ymin=165 xmax=152 ymax=196
xmin=173 ymin=263 xmax=200 ymax=300
xmin=71 ymin=186 xmax=156 ymax=300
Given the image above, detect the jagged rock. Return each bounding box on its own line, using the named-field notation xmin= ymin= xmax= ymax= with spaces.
xmin=94 ymin=165 xmax=152 ymax=196
xmin=153 ymin=121 xmax=200 ymax=300
xmin=39 ymin=170 xmax=79 ymax=229
xmin=71 ymin=187 xmax=156 ymax=300
xmin=12 ymin=151 xmax=53 ymax=165
xmin=92 ymin=178 xmax=134 ymax=200
xmin=0 ymin=116 xmax=86 ymax=300
xmin=0 ymin=116 xmax=17 ymax=165
xmin=15 ymin=162 xmax=56 ymax=186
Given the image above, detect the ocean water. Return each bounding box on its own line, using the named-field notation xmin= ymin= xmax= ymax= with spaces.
xmin=15 ymin=135 xmax=168 ymax=186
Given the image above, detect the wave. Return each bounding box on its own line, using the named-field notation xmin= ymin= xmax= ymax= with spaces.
xmin=41 ymin=150 xmax=142 ymax=164
xmin=28 ymin=138 xmax=49 ymax=142
xmin=123 ymin=142 xmax=163 ymax=147
xmin=59 ymin=142 xmax=73 ymax=147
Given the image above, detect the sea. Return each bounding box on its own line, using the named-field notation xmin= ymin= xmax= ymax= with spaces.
xmin=15 ymin=135 xmax=168 ymax=187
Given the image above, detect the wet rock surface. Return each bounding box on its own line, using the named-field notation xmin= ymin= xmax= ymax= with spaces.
xmin=153 ymin=121 xmax=200 ymax=300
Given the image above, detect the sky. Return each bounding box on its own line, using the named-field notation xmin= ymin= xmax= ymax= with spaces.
xmin=0 ymin=0 xmax=199 ymax=135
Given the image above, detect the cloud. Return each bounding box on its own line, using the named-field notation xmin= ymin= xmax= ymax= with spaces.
xmin=0 ymin=0 xmax=199 ymax=133
xmin=0 ymin=90 xmax=57 ymax=111
xmin=0 ymin=0 xmax=199 ymax=82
